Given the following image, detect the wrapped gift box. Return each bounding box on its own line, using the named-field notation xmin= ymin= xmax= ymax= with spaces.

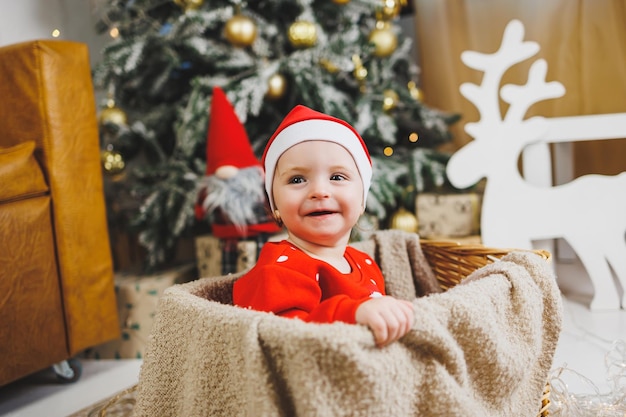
xmin=83 ymin=263 xmax=196 ymax=359
xmin=195 ymin=234 xmax=223 ymax=278
xmin=195 ymin=235 xmax=255 ymax=277
xmin=416 ymin=192 xmax=482 ymax=238
xmin=195 ymin=233 xmax=287 ymax=278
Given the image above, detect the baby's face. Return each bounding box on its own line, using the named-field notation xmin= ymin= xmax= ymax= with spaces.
xmin=272 ymin=140 xmax=364 ymax=248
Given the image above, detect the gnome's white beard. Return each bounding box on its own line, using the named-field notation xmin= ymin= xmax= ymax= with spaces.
xmin=197 ymin=166 xmax=269 ymax=228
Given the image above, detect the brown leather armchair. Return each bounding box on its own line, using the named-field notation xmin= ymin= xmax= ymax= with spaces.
xmin=0 ymin=40 xmax=119 ymax=386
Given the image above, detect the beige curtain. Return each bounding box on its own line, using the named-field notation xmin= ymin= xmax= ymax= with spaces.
xmin=413 ymin=0 xmax=626 ymax=177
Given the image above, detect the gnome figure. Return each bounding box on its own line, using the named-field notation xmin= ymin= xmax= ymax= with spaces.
xmin=195 ymin=87 xmax=281 ymax=272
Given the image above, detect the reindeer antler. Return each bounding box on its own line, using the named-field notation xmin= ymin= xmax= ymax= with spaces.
xmin=501 ymin=59 xmax=565 ymax=122
xmin=460 ymin=20 xmax=540 ymax=127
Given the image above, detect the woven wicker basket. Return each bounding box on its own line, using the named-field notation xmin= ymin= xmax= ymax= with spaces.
xmin=420 ymin=239 xmax=552 ymax=417
xmin=420 ymin=239 xmax=551 ymax=289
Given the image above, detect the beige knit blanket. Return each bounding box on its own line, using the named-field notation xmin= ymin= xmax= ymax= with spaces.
xmin=133 ymin=230 xmax=562 ymax=417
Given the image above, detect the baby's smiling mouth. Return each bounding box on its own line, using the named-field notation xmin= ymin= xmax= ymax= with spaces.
xmin=307 ymin=210 xmax=334 ymax=217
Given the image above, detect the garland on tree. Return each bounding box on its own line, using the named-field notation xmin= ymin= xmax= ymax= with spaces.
xmin=93 ymin=0 xmax=460 ymax=270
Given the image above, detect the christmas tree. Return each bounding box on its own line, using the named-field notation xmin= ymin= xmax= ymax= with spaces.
xmin=93 ymin=0 xmax=459 ymax=270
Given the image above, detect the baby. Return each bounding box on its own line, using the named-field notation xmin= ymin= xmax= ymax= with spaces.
xmin=233 ymin=105 xmax=414 ymax=347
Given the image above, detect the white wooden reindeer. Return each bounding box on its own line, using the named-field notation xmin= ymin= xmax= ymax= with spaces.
xmin=446 ymin=20 xmax=626 ymax=310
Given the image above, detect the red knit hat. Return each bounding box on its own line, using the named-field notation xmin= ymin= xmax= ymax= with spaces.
xmin=262 ymin=105 xmax=372 ymax=211
xmin=205 ymin=86 xmax=260 ymax=175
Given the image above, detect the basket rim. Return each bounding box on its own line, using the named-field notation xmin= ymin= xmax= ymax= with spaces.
xmin=419 ymin=238 xmax=551 ymax=261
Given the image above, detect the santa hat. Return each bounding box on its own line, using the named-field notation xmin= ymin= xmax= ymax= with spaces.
xmin=204 ymin=86 xmax=260 ymax=176
xmin=262 ymin=105 xmax=372 ymax=211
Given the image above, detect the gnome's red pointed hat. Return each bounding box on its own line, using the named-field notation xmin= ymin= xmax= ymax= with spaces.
xmin=204 ymin=86 xmax=260 ymax=176
xmin=195 ymin=86 xmax=263 ymax=222
xmin=262 ymin=105 xmax=372 ymax=211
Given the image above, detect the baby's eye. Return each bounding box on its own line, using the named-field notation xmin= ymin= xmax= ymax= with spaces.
xmin=330 ymin=174 xmax=347 ymax=181
xmin=288 ymin=176 xmax=305 ymax=184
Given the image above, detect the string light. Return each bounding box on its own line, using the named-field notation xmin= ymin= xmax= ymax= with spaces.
xmin=51 ymin=29 xmax=61 ymax=38
xmin=409 ymin=132 xmax=418 ymax=143
xmin=548 ymin=339 xmax=626 ymax=415
xmin=109 ymin=27 xmax=120 ymax=38
xmin=384 ymin=147 xmax=394 ymax=156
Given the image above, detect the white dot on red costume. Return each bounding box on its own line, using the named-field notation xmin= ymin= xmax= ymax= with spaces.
xmin=315 ymin=273 xmax=320 ymax=282
xmin=276 ymin=255 xmax=288 ymax=263
xmin=365 ymin=259 xmax=372 ymax=265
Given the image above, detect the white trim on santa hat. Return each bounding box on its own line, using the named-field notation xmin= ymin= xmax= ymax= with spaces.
xmin=264 ymin=119 xmax=372 ymax=212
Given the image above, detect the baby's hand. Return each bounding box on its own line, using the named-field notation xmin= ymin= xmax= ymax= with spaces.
xmin=355 ymin=296 xmax=415 ymax=348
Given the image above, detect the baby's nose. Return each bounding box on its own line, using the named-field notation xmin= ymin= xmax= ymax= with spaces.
xmin=309 ymin=180 xmax=330 ymax=199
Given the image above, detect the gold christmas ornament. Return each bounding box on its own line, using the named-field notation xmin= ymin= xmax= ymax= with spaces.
xmin=389 ymin=207 xmax=418 ymax=233
xmin=354 ymin=66 xmax=368 ymax=81
xmin=99 ymin=101 xmax=127 ymax=126
xmin=224 ymin=14 xmax=257 ymax=47
xmin=319 ymin=58 xmax=340 ymax=73
xmin=377 ymin=0 xmax=402 ymax=21
xmin=369 ymin=21 xmax=397 ymax=57
xmin=173 ymin=0 xmax=204 ymax=11
xmin=101 ymin=148 xmax=126 ymax=175
xmin=408 ymin=81 xmax=424 ymax=101
xmin=382 ymin=89 xmax=399 ymax=112
xmin=266 ymin=73 xmax=287 ymax=100
xmin=352 ymin=55 xmax=368 ymax=81
xmin=288 ymin=21 xmax=317 ymax=48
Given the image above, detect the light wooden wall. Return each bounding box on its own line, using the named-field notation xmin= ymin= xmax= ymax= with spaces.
xmin=0 ymin=0 xmax=107 ymax=67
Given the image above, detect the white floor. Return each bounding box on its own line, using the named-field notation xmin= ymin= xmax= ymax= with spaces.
xmin=0 ymin=359 xmax=141 ymax=417
xmin=0 ymin=258 xmax=624 ymax=417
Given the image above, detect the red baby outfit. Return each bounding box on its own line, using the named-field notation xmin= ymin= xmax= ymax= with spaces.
xmin=233 ymin=240 xmax=386 ymax=324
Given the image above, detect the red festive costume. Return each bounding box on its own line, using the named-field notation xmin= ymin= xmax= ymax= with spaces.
xmin=233 ymin=240 xmax=386 ymax=324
